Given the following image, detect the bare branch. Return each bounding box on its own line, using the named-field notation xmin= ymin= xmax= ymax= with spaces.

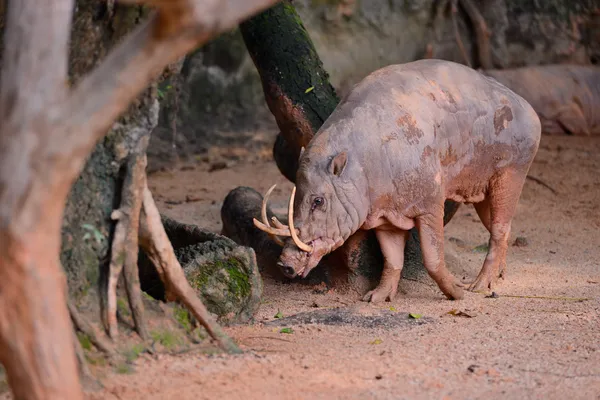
xmin=50 ymin=0 xmax=281 ymax=183
xmin=0 ymin=0 xmax=74 ymax=229
xmin=0 ymin=0 xmax=72 ymax=117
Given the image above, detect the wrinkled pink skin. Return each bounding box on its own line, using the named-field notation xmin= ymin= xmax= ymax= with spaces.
xmin=278 ymin=59 xmax=541 ymax=303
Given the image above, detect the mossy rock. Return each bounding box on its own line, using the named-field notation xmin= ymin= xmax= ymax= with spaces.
xmin=138 ymin=216 xmax=263 ymax=325
xmin=177 ymin=240 xmax=262 ymax=325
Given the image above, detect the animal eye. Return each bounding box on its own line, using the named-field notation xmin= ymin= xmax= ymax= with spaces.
xmin=311 ymin=197 xmax=324 ymax=210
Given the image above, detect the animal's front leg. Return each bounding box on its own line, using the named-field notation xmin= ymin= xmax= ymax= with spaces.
xmin=362 ymin=229 xmax=409 ymax=303
xmin=416 ymin=212 xmax=464 ymax=300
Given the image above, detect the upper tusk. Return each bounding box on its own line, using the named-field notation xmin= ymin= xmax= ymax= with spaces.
xmin=252 ymin=218 xmax=292 ymax=237
xmin=288 ymin=186 xmax=313 ymax=253
xmin=260 ymin=184 xmax=285 ymax=246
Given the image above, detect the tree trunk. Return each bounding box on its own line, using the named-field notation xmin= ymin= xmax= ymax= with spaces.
xmin=238 ymin=0 xmax=460 ymax=289
xmin=240 ymin=2 xmax=339 ymax=181
xmin=0 ymin=0 xmax=280 ymax=397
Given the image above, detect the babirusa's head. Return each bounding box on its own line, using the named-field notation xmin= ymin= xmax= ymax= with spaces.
xmin=253 ymin=150 xmax=368 ymax=278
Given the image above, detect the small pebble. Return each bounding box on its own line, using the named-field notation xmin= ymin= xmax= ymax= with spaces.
xmin=512 ymin=236 xmax=529 ymax=247
xmin=375 ymin=374 xmax=383 ymax=380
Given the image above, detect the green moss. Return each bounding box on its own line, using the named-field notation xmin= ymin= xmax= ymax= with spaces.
xmin=115 ymin=363 xmax=134 ymax=375
xmin=85 ymin=353 xmax=107 ymax=367
xmin=77 ymin=332 xmax=92 ymax=351
xmin=117 ymin=297 xmax=130 ymax=317
xmin=173 ymin=305 xmax=192 ymax=332
xmin=124 ymin=343 xmax=146 ymax=363
xmin=187 ymin=256 xmax=251 ymax=299
xmin=225 ymin=261 xmax=251 ymax=299
xmin=150 ymin=329 xmax=184 ymax=350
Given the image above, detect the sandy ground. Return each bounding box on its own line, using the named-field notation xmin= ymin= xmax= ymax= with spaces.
xmin=91 ymin=135 xmax=598 ymax=399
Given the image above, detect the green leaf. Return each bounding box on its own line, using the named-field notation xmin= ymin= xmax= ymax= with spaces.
xmin=409 ymin=313 xmax=422 ymax=319
xmin=369 ymin=338 xmax=383 ymax=345
xmin=279 ymin=327 xmax=294 ymax=334
xmin=472 ymin=243 xmax=489 ymax=253
xmin=274 ymin=310 xmax=283 ymax=319
xmin=304 ymin=86 xmax=314 ymax=94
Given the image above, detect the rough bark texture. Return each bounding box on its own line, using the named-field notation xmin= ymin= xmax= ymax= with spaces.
xmin=240 ymin=1 xmax=340 ymax=182
xmin=230 ymin=1 xmax=460 ymax=291
xmin=0 ymin=0 xmax=82 ymax=398
xmin=0 ymin=0 xmax=280 ymax=397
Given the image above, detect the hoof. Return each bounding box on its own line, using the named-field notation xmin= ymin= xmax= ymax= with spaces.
xmin=361 ymin=286 xmax=397 ymax=303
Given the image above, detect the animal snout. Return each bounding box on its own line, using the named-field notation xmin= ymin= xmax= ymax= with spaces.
xmin=278 ymin=262 xmax=297 ymax=278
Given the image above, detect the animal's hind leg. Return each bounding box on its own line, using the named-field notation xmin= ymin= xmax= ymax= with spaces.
xmin=469 ymin=169 xmax=527 ymax=292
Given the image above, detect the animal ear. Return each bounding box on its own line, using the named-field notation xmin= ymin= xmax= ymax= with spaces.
xmin=299 ymin=146 xmax=305 ymax=161
xmin=329 ymin=151 xmax=347 ymax=177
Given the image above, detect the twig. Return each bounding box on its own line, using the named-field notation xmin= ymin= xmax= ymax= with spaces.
xmin=457 ymin=0 xmax=492 ymax=69
xmin=450 ymin=0 xmax=471 ymax=67
xmin=67 ymin=300 xmax=115 ymax=356
xmin=526 ymin=175 xmax=558 ymax=195
xmin=139 ymin=185 xmax=242 ymax=354
xmin=243 ymin=336 xmax=294 ymax=343
xmin=499 ymin=294 xmax=590 ymax=302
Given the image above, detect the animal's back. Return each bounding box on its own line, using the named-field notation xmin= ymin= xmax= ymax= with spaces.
xmin=311 ymin=59 xmax=541 ymax=190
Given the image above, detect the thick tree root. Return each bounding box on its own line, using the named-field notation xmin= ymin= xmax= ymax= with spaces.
xmin=102 ymin=137 xmax=150 ymax=340
xmin=72 ymin=330 xmax=93 ymax=381
xmin=67 ymin=300 xmax=115 ymax=356
xmin=139 ymin=185 xmax=242 ymax=354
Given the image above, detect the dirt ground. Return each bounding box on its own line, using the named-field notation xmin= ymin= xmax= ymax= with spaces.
xmin=89 ymin=135 xmax=598 ymax=399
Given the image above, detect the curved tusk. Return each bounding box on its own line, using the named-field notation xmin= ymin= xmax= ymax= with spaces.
xmin=253 ymin=218 xmax=292 ymax=237
xmin=260 ymin=184 xmax=285 ymax=246
xmin=288 ymin=186 xmax=313 ymax=253
xmin=270 ymin=216 xmax=287 ymax=229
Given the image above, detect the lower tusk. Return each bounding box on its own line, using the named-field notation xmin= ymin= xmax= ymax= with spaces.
xmin=271 ymin=216 xmax=287 ymax=229
xmin=288 ymin=186 xmax=313 ymax=253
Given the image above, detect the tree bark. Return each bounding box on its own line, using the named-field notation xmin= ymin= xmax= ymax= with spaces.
xmin=0 ymin=0 xmax=279 ymax=397
xmin=238 ymin=0 xmax=460 ymax=287
xmin=240 ymin=1 xmax=339 ymax=181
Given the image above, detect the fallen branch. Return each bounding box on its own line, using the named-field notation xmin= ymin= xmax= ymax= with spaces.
xmin=67 ymin=300 xmax=115 ymax=356
xmin=139 ymin=185 xmax=242 ymax=353
xmin=526 ymin=175 xmax=558 ymax=195
xmin=499 ymin=294 xmax=590 ymax=302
